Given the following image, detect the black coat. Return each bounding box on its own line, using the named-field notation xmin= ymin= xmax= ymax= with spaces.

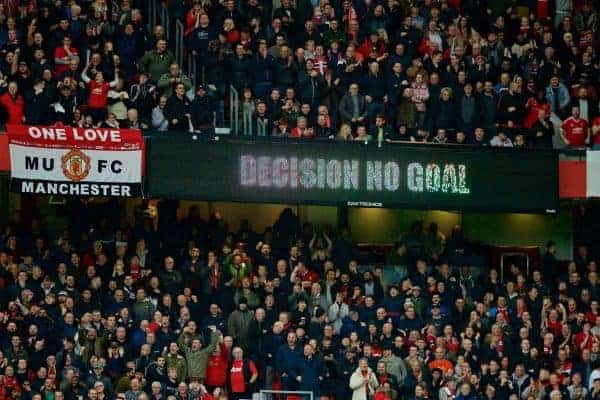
xmin=164 ymin=94 xmax=191 ymax=131
xmin=529 ymin=119 xmax=554 ymax=148
xmin=191 ymin=94 xmax=214 ymax=126
xmin=25 ymin=90 xmax=53 ymax=125
xmin=229 ymin=55 xmax=252 ymax=89
xmin=432 ymin=98 xmax=458 ymax=130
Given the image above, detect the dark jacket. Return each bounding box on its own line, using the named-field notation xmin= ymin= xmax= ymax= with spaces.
xmin=297 ymin=355 xmax=325 ymax=397
xmin=298 ymin=72 xmax=325 ymax=104
xmin=164 ymin=94 xmax=191 ymax=131
xmin=498 ymin=91 xmax=526 ymax=126
xmin=362 ymin=72 xmax=387 ymax=101
xmin=477 ymin=92 xmax=498 ymax=128
xmin=230 ymin=55 xmax=252 ymax=89
xmin=191 ymin=94 xmax=215 ymax=127
xmin=188 ymin=25 xmax=217 ymax=58
xmin=246 ymin=318 xmax=270 ymax=358
xmin=432 ymin=98 xmax=458 ymax=130
xmin=25 ymin=90 xmax=53 ymax=125
xmin=263 ymin=332 xmax=285 ymax=367
xmin=457 ymin=93 xmax=478 ymax=129
xmin=252 ymin=53 xmax=276 ymax=85
xmin=338 ymin=93 xmax=367 ymax=123
xmin=529 ymin=119 xmax=554 ymax=148
xmin=275 ymin=344 xmax=302 ymax=378
xmin=274 ymin=58 xmax=298 ymax=88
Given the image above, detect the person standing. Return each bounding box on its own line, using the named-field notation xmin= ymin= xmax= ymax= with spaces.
xmin=560 ymin=105 xmax=590 ymax=147
xmin=296 ymin=344 xmax=325 ymax=398
xmin=350 ymin=358 xmax=379 ymax=400
xmin=227 ymin=347 xmax=258 ymax=400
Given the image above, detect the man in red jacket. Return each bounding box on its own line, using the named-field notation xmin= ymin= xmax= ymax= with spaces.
xmin=0 ymin=81 xmax=24 ymax=126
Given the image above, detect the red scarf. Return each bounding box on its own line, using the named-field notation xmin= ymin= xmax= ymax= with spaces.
xmin=210 ymin=263 xmax=220 ymax=289
xmin=362 ymin=371 xmax=370 ymax=396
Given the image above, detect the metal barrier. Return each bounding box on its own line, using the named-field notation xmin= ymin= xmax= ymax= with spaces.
xmin=258 ymin=390 xmax=314 ymax=400
xmin=256 ymin=118 xmax=267 ymax=136
xmin=187 ymin=55 xmax=198 ymax=87
xmin=146 ymin=0 xmax=156 ymax=30
xmin=175 ymin=20 xmax=185 ymax=68
xmin=160 ymin=2 xmax=169 ymax=39
xmin=242 ymin=101 xmax=254 ymax=136
xmin=111 ymin=0 xmax=119 ymax=22
xmin=230 ymin=85 xmax=239 ymax=135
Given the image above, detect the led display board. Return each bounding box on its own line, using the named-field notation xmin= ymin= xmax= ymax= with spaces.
xmin=146 ymin=138 xmax=558 ymax=213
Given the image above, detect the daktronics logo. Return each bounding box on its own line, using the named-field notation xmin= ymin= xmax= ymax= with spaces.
xmin=239 ymin=155 xmax=470 ymax=194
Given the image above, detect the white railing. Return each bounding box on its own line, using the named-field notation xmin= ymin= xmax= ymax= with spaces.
xmin=242 ymin=101 xmax=254 ymax=136
xmin=256 ymin=118 xmax=267 ymax=136
xmin=187 ymin=53 xmax=197 ymax=87
xmin=230 ymin=85 xmax=239 ymax=134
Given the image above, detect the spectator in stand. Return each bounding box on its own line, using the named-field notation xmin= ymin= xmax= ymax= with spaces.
xmin=525 ymin=88 xmax=552 ymax=131
xmin=546 ymin=76 xmax=572 ymax=121
xmin=25 ymin=79 xmax=52 ymax=125
xmin=53 ymin=36 xmax=79 ymax=78
xmin=290 ymin=116 xmax=314 ymax=139
xmin=593 ymin=116 xmax=600 ymax=150
xmin=560 ymin=105 xmax=590 ymax=147
xmin=157 ymin=63 xmax=192 ymax=99
xmin=190 ymin=84 xmax=215 ymax=133
xmin=431 ymin=87 xmax=457 ymax=135
xmin=164 ymin=82 xmax=192 ymax=131
xmin=139 ymin=40 xmax=175 ymax=83
xmin=228 ymin=347 xmax=257 ymax=400
xmin=81 ymin=62 xmax=120 ymax=124
xmin=0 ymin=81 xmax=24 ymax=125
xmin=151 ymin=96 xmax=169 ymax=132
xmin=529 ymin=108 xmax=555 ymax=148
xmin=339 ymin=83 xmax=367 ymax=127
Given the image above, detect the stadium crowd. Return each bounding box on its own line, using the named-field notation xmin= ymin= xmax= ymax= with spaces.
xmin=0 ymin=203 xmax=598 ymax=400
xmin=0 ymin=0 xmax=596 ymax=146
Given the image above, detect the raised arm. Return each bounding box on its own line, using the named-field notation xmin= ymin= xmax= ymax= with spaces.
xmin=109 ymin=68 xmax=120 ymax=87
xmin=81 ymin=64 xmax=91 ymax=84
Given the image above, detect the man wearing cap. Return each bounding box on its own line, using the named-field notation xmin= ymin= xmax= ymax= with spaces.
xmin=86 ymin=361 xmax=113 ymax=395
xmin=190 ymin=84 xmax=214 ymax=132
xmin=227 ymin=298 xmax=253 ymax=350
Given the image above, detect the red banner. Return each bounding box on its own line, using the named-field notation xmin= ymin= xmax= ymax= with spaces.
xmin=559 ymin=160 xmax=586 ymax=198
xmin=7 ymin=125 xmax=142 ymax=150
xmin=7 ymin=125 xmax=143 ymax=197
xmin=0 ymin=135 xmax=8 ymax=171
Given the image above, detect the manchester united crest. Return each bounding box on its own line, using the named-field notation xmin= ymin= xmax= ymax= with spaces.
xmin=61 ymin=148 xmax=91 ymax=182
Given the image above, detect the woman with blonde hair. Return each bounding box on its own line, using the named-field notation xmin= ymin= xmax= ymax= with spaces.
xmin=223 ymin=18 xmax=240 ymax=44
xmin=337 ymin=123 xmax=353 ymax=140
xmin=431 ymin=87 xmax=457 ymax=134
